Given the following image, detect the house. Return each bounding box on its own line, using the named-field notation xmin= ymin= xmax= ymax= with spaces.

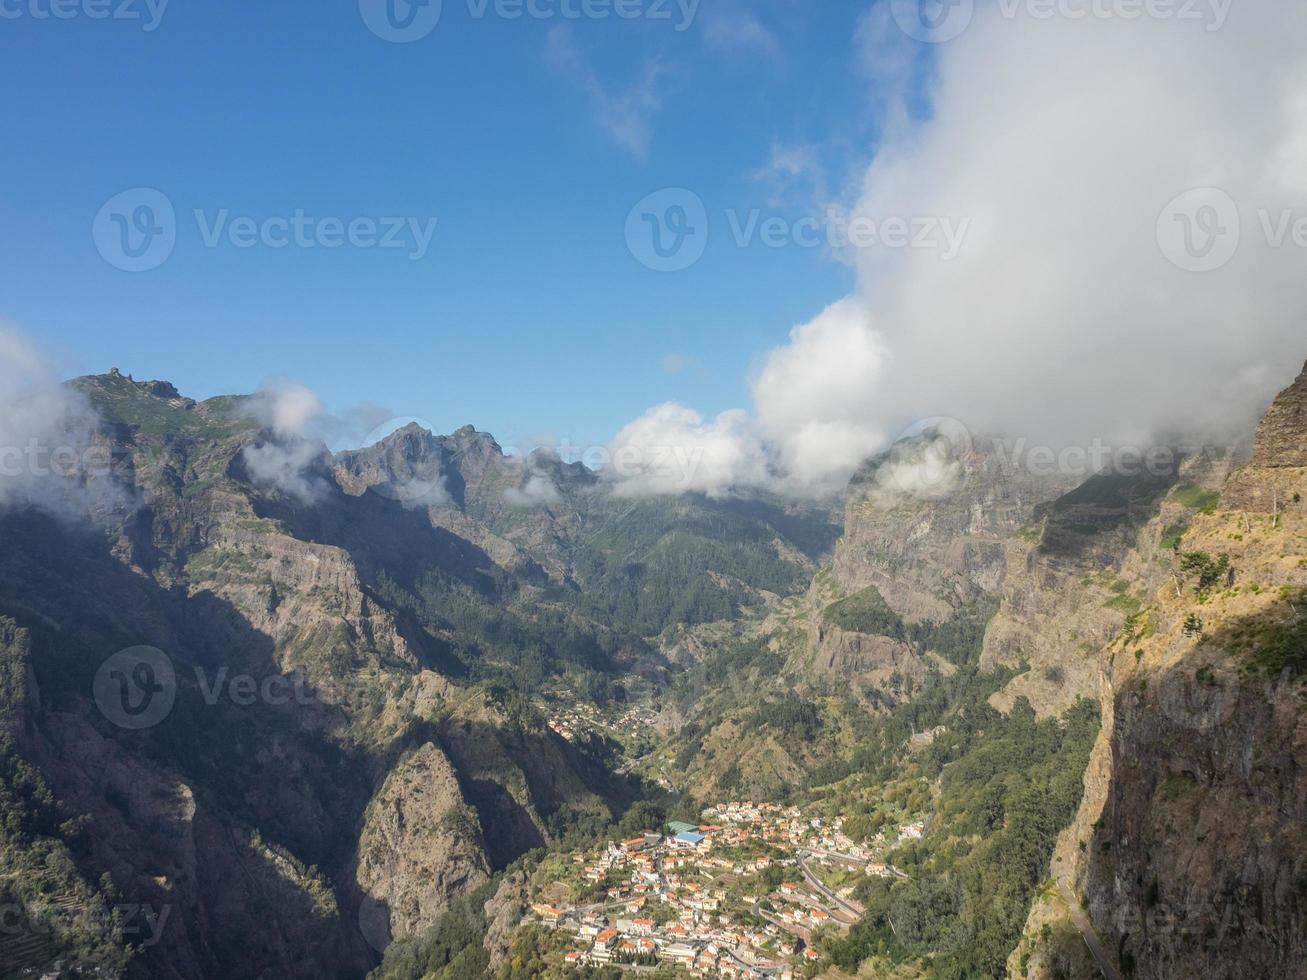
xmin=591 ymin=928 xmax=619 ymax=963
xmin=663 ymin=943 xmax=696 ymax=966
xmin=530 ymin=904 xmax=563 ymax=927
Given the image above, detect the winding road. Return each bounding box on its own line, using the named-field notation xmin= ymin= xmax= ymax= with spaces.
xmin=1056 ymin=878 xmax=1121 ymax=980
xmin=795 ymin=851 xmax=864 ymax=919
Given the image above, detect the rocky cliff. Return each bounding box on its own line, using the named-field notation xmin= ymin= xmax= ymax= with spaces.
xmin=1015 ymin=363 xmax=1307 ymax=980
xmin=0 ymin=374 xmax=637 ymax=978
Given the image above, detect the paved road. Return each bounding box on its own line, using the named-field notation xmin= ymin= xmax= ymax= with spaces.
xmin=796 ymin=851 xmax=864 ymax=919
xmin=1056 ymin=878 xmax=1122 ymax=980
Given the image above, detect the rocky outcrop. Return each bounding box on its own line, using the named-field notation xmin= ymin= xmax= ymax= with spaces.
xmin=832 ymin=439 xmax=1065 ymax=627
xmin=1016 ymin=372 xmax=1307 ymax=980
xmin=808 ymin=626 xmax=926 ymax=682
xmin=1223 ymin=362 xmax=1307 ymax=514
xmin=0 ymin=374 xmax=633 ymax=978
xmin=1253 ymin=362 xmax=1307 ymax=468
xmin=354 ymin=741 xmax=491 ymax=944
xmin=482 ymin=869 xmax=532 ymax=973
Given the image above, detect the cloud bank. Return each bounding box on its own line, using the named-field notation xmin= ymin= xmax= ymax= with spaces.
xmin=241 ymin=382 xmax=333 ymax=504
xmin=609 ymin=2 xmax=1307 ymax=498
xmin=0 ymin=326 xmax=131 ymax=522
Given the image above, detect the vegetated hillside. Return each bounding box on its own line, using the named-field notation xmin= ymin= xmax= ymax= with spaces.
xmin=1015 ymin=361 xmax=1307 ymax=980
xmin=0 ymin=371 xmax=840 ymax=978
xmin=335 ymin=423 xmax=842 ymax=638
xmin=645 ymin=410 xmax=1281 ymax=978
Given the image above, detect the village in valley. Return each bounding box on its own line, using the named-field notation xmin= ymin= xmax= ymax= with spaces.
xmin=522 ymin=801 xmax=926 ymax=978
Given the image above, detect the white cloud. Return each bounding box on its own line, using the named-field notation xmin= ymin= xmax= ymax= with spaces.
xmin=753 ymin=143 xmax=830 ymax=210
xmin=242 ymin=381 xmax=330 ymax=504
xmin=242 ymin=438 xmax=327 ymax=505
xmin=544 ymin=27 xmax=667 ymax=158
xmin=503 ymin=473 xmax=562 ymax=509
xmin=751 ymin=298 xmax=888 ymax=495
xmin=838 ymin=4 xmax=1307 ymax=451
xmin=703 ymin=8 xmax=781 ymax=62
xmin=606 ymin=403 xmax=767 ymax=497
xmin=610 ymin=3 xmax=1307 ymax=498
xmin=0 ymin=325 xmax=131 ymax=521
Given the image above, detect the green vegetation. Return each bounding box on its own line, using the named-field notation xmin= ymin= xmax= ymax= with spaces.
xmin=1220 ymin=589 xmax=1307 ymax=677
xmin=558 ymin=494 xmax=838 ymax=635
xmin=1171 ymin=485 xmax=1221 ymax=514
xmin=823 ymin=585 xmax=906 ymax=638
xmin=0 ymin=620 xmax=132 ymax=977
xmin=1161 ymin=521 xmax=1189 ymax=551
xmin=749 ymin=693 xmax=823 ymax=740
xmin=823 ymin=698 xmax=1100 ymax=979
xmin=72 ymin=373 xmax=255 ymax=441
xmin=371 ymin=877 xmax=500 ymax=979
xmin=908 ymin=597 xmax=1001 ymax=666
xmin=1179 ymin=551 xmax=1231 ymax=592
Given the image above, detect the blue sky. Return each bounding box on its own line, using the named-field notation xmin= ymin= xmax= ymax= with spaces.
xmin=1 ymin=0 xmax=904 ymax=450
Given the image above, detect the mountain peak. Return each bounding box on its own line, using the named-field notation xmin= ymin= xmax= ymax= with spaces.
xmin=1252 ymin=359 xmax=1307 ymax=468
xmin=445 ymin=424 xmax=503 ymax=458
xmin=78 ymin=369 xmax=190 ymax=404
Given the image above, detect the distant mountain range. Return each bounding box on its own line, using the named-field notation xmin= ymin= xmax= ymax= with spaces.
xmin=1 ymin=363 xmax=1304 ymax=979
xmin=0 ymin=370 xmax=839 ymax=978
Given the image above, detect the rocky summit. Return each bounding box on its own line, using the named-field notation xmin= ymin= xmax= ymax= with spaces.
xmin=1253 ymin=362 xmax=1307 ymax=468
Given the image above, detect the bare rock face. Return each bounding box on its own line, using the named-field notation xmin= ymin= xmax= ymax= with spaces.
xmin=1253 ymin=361 xmax=1307 ymax=468
xmin=1224 ymin=361 xmax=1307 ymax=513
xmin=833 ymin=440 xmax=1064 ymax=626
xmin=355 ymin=741 xmax=492 ymax=944
xmin=482 ymin=870 xmax=532 ymax=973
xmin=1014 ymin=370 xmax=1307 ymax=980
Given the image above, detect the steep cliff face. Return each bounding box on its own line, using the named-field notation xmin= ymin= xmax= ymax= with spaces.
xmin=983 ymin=452 xmax=1234 ymax=719
xmin=0 ymin=375 xmax=632 ymax=976
xmin=834 ymin=439 xmax=1063 ymax=625
xmin=774 ymin=437 xmax=1078 ymax=699
xmin=1016 ymin=364 xmax=1307 ymax=980
xmin=354 ymin=742 xmax=491 ymax=943
xmin=1253 ymin=363 xmax=1307 ymax=468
